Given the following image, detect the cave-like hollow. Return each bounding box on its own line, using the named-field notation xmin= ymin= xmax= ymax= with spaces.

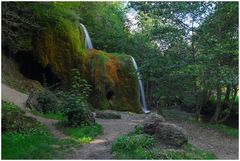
xmin=14 ymin=51 xmax=60 ymax=87
xmin=106 ymin=90 xmax=114 ymax=100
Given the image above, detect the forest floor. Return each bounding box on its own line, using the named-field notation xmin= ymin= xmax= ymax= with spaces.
xmin=2 ymin=84 xmax=239 ymax=159
xmin=164 ymin=109 xmax=239 ymax=160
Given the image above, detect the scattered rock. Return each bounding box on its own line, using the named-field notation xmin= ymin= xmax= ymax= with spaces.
xmin=95 ymin=110 xmax=121 ymax=119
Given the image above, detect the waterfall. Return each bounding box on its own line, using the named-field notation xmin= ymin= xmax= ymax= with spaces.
xmin=131 ymin=57 xmax=150 ymax=114
xmin=80 ymin=23 xmax=93 ymax=49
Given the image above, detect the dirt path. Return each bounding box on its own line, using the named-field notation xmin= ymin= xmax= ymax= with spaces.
xmin=167 ymin=117 xmax=239 ymax=159
xmin=67 ymin=113 xmax=146 ymax=159
xmin=2 ymin=84 xmax=68 ymax=139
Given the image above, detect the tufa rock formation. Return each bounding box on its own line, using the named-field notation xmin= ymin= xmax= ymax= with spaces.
xmin=28 ymin=10 xmax=141 ymax=113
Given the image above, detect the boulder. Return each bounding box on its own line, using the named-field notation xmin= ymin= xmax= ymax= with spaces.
xmin=143 ymin=113 xmax=165 ymax=134
xmin=143 ymin=113 xmax=187 ymax=146
xmin=95 ymin=110 xmax=121 ymax=119
xmin=155 ymin=122 xmax=188 ymax=146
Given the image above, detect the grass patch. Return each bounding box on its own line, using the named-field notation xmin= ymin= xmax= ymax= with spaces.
xmin=2 ymin=126 xmax=78 ymax=159
xmin=31 ymin=109 xmax=65 ymax=121
xmin=62 ymin=124 xmax=103 ymax=143
xmin=111 ymin=134 xmax=155 ymax=159
xmin=151 ymin=144 xmax=216 ymax=159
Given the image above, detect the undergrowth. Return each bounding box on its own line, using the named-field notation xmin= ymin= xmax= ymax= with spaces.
xmin=31 ymin=109 xmax=65 ymax=121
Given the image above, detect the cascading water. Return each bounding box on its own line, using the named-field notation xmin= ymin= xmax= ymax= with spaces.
xmin=131 ymin=57 xmax=150 ymax=114
xmin=80 ymin=23 xmax=93 ymax=49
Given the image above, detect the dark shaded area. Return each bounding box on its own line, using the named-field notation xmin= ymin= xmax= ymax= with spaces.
xmin=106 ymin=90 xmax=114 ymax=100
xmin=14 ymin=51 xmax=60 ymax=86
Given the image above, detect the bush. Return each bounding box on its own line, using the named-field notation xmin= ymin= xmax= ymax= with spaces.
xmin=2 ymin=102 xmax=41 ymax=133
xmin=57 ymin=69 xmax=94 ymax=127
xmin=37 ymin=89 xmax=61 ymax=113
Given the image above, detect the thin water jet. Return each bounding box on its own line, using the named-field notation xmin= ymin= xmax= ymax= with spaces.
xmin=131 ymin=57 xmax=150 ymax=114
xmin=80 ymin=23 xmax=93 ymax=49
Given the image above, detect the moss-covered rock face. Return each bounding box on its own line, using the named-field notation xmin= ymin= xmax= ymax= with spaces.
xmin=32 ymin=12 xmax=141 ymax=112
xmin=85 ymin=50 xmax=141 ymax=113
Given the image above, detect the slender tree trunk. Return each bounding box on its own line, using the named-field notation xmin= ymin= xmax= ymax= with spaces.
xmin=224 ymin=85 xmax=231 ymax=105
xmin=211 ymin=83 xmax=222 ymax=122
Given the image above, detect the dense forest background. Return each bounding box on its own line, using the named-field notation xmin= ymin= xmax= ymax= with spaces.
xmin=2 ymin=1 xmax=238 ymax=124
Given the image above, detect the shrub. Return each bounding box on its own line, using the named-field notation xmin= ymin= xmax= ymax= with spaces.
xmin=37 ymin=89 xmax=61 ymax=113
xmin=57 ymin=69 xmax=94 ymax=127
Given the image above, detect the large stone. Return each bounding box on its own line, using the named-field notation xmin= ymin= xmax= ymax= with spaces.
xmin=143 ymin=113 xmax=165 ymax=134
xmin=95 ymin=110 xmax=121 ymax=119
xmin=143 ymin=113 xmax=187 ymax=146
xmin=155 ymin=122 xmax=188 ymax=146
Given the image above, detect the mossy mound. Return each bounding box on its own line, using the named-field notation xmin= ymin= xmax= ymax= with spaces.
xmin=30 ymin=7 xmax=141 ymax=113
xmin=2 ymin=102 xmax=41 ymax=133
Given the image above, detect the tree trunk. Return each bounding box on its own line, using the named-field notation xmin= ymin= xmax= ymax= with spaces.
xmin=211 ymin=83 xmax=222 ymax=122
xmin=224 ymin=85 xmax=231 ymax=105
xmin=218 ymin=86 xmax=238 ymax=123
